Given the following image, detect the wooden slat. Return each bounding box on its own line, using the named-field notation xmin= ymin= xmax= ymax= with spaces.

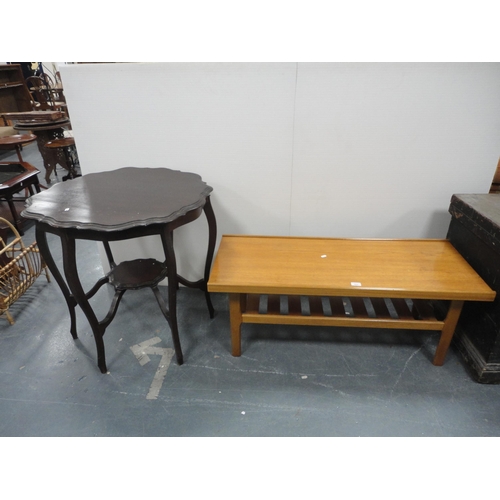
xmin=267 ymin=294 xmax=281 ymax=315
xmin=350 ymin=297 xmax=369 ymax=318
xmin=342 ymin=298 xmax=354 ymax=316
xmin=246 ymin=294 xmax=260 ymax=314
xmin=329 ymin=297 xmax=347 ymax=317
xmin=412 ymin=299 xmax=437 ymax=321
xmin=390 ymin=298 xmax=414 ymax=320
xmin=370 ymin=297 xmax=392 ymax=319
xmin=309 ymin=296 xmax=323 ymax=316
xmin=287 ymin=295 xmax=302 ymax=315
xmin=321 ymin=297 xmax=332 ymax=316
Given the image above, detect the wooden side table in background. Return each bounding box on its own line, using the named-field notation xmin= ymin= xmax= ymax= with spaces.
xmin=0 ymin=161 xmax=41 ymax=235
xmin=0 ymin=133 xmax=37 ymax=162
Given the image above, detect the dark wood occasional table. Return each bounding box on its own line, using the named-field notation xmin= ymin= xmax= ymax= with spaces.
xmin=13 ymin=118 xmax=72 ymax=183
xmin=1 ymin=113 xmax=70 ymax=184
xmin=22 ymin=167 xmax=217 ymax=373
xmin=0 ymin=161 xmax=41 ymax=234
xmin=0 ymin=134 xmax=37 ymax=162
xmin=44 ymin=137 xmax=80 ymax=180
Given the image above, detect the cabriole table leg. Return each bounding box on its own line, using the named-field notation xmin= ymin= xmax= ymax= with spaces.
xmin=35 ymin=224 xmax=78 ymax=339
xmin=60 ymin=233 xmax=108 ymax=373
xmin=161 ymin=227 xmax=184 ymax=365
xmin=202 ymin=196 xmax=217 ymax=318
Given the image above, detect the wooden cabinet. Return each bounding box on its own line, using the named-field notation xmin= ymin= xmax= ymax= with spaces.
xmin=0 ymin=64 xmax=33 ymax=123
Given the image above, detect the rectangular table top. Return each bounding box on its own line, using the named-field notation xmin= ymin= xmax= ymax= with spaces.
xmin=208 ymin=235 xmax=496 ymax=301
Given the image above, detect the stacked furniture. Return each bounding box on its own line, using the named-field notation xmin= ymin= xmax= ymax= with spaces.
xmin=0 ymin=64 xmax=33 ymax=135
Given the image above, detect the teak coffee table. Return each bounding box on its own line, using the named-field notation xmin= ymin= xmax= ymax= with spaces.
xmin=208 ymin=235 xmax=496 ymax=365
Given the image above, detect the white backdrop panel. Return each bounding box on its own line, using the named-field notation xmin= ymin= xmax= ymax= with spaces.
xmin=291 ymin=62 xmax=500 ymax=238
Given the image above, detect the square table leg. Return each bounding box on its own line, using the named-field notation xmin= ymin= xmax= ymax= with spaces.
xmin=433 ymin=300 xmax=464 ymax=366
xmin=229 ymin=293 xmax=246 ymax=356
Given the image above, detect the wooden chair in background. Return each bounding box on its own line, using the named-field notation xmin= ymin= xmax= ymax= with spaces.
xmin=25 ymin=75 xmax=67 ymax=115
xmin=489 ymin=158 xmax=500 ymax=194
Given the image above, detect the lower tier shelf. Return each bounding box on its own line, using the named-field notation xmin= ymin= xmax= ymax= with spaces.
xmin=241 ymin=294 xmax=447 ymax=331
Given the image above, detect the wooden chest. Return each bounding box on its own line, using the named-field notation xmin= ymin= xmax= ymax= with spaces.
xmin=447 ymin=193 xmax=500 ymax=383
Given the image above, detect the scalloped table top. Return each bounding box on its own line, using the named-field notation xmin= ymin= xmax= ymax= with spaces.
xmin=22 ymin=167 xmax=213 ymax=232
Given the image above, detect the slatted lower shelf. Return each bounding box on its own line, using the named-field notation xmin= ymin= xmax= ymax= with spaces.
xmin=241 ymin=294 xmax=446 ymax=331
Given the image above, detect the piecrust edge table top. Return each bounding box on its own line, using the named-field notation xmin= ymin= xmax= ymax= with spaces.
xmin=22 ymin=167 xmax=213 ymax=232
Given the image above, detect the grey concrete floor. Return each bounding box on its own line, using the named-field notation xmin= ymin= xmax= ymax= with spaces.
xmin=1 ymin=142 xmax=500 ymax=438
